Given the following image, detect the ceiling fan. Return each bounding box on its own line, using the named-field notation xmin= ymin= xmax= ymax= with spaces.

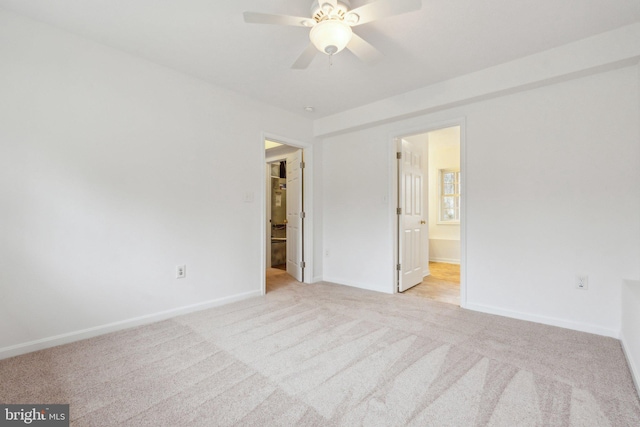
xmin=244 ymin=0 xmax=422 ymax=69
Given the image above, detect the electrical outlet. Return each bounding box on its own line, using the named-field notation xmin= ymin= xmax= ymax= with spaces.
xmin=176 ymin=265 xmax=186 ymax=279
xmin=576 ymin=275 xmax=588 ymax=290
xmin=325 ymin=249 xmax=330 ymax=257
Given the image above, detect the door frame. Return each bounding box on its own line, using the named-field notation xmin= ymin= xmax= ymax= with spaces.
xmin=389 ymin=117 xmax=467 ymax=307
xmin=260 ymin=132 xmax=314 ymax=295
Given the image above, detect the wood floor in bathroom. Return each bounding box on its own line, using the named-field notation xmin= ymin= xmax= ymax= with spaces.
xmin=266 ymin=262 xmax=460 ymax=306
xmin=402 ymin=262 xmax=460 ymax=306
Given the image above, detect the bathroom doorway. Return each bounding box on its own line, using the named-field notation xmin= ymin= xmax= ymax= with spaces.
xmin=395 ymin=124 xmax=463 ymax=305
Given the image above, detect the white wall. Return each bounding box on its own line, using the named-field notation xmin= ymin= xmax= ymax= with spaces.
xmin=314 ymin=24 xmax=640 ymax=137
xmin=322 ymin=131 xmax=393 ymax=292
xmin=0 ymin=9 xmax=314 ymax=357
xmin=427 ymin=127 xmax=460 ymax=264
xmin=428 ymin=240 xmax=460 ymax=265
xmin=462 ymin=68 xmax=639 ymax=336
xmin=321 ymin=65 xmax=640 ymax=336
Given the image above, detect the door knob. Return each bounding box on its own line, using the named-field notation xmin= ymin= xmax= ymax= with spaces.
xmin=420 ymin=220 xmax=426 ymax=224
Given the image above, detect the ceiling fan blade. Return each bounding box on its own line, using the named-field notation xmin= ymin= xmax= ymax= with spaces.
xmin=291 ymin=44 xmax=318 ymax=69
xmin=348 ymin=0 xmax=422 ymax=26
xmin=243 ymin=11 xmax=314 ymax=27
xmin=347 ymin=33 xmax=383 ymax=64
xmin=319 ymin=0 xmax=338 ymax=9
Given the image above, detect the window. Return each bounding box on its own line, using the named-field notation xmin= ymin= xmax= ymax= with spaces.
xmin=439 ymin=169 xmax=460 ymax=223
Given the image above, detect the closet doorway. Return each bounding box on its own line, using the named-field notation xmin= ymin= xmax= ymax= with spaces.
xmin=268 ymin=159 xmax=288 ymax=271
xmin=265 ymin=139 xmax=305 ymax=292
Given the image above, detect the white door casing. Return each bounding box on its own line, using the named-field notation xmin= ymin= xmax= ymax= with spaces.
xmin=398 ymin=138 xmax=425 ymax=292
xmin=286 ymin=149 xmax=304 ymax=281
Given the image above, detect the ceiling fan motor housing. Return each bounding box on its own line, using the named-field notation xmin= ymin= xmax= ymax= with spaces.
xmin=310 ymin=0 xmax=351 ymax=23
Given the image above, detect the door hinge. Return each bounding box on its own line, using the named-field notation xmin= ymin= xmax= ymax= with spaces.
xmin=300 ymin=211 xmax=306 ymax=219
xmin=396 ymin=263 xmax=402 ymax=271
xmin=396 ymin=152 xmax=402 ymax=160
xmin=396 ymin=207 xmax=402 ymax=215
xmin=301 ymin=261 xmax=306 ymax=269
xmin=300 ymin=161 xmax=306 ymax=169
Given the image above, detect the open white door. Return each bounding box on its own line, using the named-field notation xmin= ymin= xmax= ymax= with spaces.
xmin=398 ymin=138 xmax=425 ymax=292
xmin=286 ymin=149 xmax=304 ymax=282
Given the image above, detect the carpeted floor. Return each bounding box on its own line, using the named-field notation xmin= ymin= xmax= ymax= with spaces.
xmin=1 ymin=275 xmax=639 ymax=426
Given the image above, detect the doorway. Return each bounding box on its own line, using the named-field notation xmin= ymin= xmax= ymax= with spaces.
xmin=264 ymin=138 xmax=307 ymax=293
xmin=267 ymin=159 xmax=287 ymax=271
xmin=393 ymin=122 xmax=465 ymax=306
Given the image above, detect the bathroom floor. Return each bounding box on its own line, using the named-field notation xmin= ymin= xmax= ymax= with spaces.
xmin=267 ymin=263 xmax=460 ymax=306
xmin=402 ymin=262 xmax=460 ymax=306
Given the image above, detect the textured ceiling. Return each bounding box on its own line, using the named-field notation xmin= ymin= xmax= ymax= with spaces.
xmin=1 ymin=0 xmax=638 ymax=118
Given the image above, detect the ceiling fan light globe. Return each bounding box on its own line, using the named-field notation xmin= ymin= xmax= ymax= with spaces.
xmin=309 ymin=20 xmax=353 ymax=56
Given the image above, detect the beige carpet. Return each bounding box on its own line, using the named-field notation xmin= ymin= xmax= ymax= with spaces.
xmin=1 ymin=277 xmax=639 ymax=426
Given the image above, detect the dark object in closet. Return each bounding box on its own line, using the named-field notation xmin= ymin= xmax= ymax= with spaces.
xmin=279 ymin=161 xmax=286 ymax=179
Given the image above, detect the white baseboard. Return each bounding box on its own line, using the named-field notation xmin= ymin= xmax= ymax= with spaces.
xmin=322 ymin=276 xmax=392 ymax=294
xmin=0 ymin=290 xmax=261 ymax=361
xmin=429 ymin=257 xmax=460 ymax=264
xmin=620 ymin=331 xmax=640 ymax=399
xmin=465 ymin=302 xmax=618 ymax=338
xmin=311 ymin=275 xmax=323 ymax=283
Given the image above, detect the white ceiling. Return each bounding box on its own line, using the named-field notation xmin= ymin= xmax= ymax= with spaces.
xmin=1 ymin=0 xmax=638 ymax=118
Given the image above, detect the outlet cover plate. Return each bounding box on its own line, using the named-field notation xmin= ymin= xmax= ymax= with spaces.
xmin=176 ymin=265 xmax=186 ymax=279
xmin=576 ymin=275 xmax=588 ymax=290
